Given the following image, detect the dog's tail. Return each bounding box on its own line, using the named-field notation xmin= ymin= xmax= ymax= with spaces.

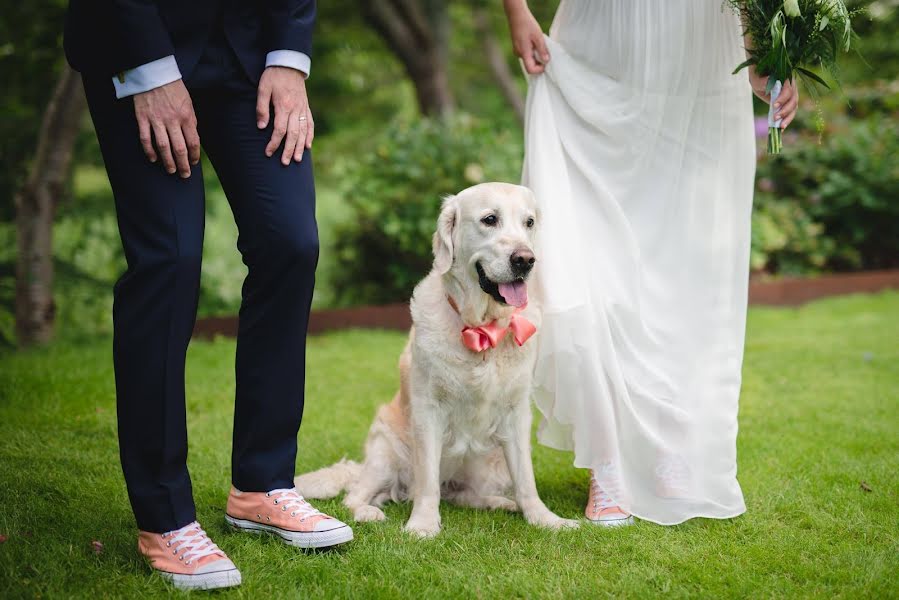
xmin=294 ymin=458 xmax=362 ymax=499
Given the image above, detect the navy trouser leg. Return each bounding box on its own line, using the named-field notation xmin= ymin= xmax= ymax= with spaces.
xmin=83 ymin=77 xmax=204 ymax=533
xmin=85 ymin=34 xmax=318 ymax=531
xmin=192 ymin=86 xmax=319 ymax=492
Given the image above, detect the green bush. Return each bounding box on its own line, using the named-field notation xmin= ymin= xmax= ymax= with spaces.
xmin=752 ymin=109 xmax=899 ymax=274
xmin=330 ymin=114 xmax=522 ymax=305
xmin=750 ymin=195 xmax=837 ymax=275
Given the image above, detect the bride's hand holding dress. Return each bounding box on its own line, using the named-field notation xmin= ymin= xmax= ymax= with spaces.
xmin=506 ymin=1 xmax=800 ymax=130
xmin=503 ymin=0 xmax=550 ymax=74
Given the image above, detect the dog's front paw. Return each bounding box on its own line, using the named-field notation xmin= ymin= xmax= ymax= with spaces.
xmin=525 ymin=509 xmax=580 ymax=530
xmin=354 ymin=505 xmax=386 ymax=522
xmin=403 ymin=516 xmax=441 ymax=538
xmin=547 ymin=516 xmax=580 ymax=530
xmin=485 ymin=496 xmax=519 ymax=512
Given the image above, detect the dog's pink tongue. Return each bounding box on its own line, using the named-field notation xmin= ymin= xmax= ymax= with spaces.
xmin=498 ymin=281 xmax=528 ymax=307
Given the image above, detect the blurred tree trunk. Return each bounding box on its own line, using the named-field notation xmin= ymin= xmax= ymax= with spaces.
xmin=361 ymin=0 xmax=454 ymax=116
xmin=15 ymin=66 xmax=85 ymax=346
xmin=472 ymin=7 xmax=525 ymax=123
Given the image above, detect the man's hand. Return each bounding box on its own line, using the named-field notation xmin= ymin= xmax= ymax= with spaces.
xmin=256 ymin=66 xmax=313 ymax=165
xmin=134 ymin=80 xmax=200 ymax=178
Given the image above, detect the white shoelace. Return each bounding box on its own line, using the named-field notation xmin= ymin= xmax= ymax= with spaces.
xmin=266 ymin=488 xmax=325 ymax=521
xmin=590 ymin=476 xmax=619 ymax=510
xmin=162 ymin=522 xmax=222 ymax=566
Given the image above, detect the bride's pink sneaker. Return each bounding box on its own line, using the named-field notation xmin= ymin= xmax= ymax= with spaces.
xmin=225 ymin=487 xmax=353 ymax=548
xmin=138 ymin=521 xmax=241 ymax=590
xmin=585 ymin=472 xmax=634 ymax=527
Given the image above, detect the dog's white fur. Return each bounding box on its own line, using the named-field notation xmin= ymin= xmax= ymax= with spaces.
xmin=295 ymin=182 xmax=577 ymax=537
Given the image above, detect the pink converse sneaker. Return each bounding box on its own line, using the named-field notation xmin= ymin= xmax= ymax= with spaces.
xmin=138 ymin=521 xmax=241 ymax=591
xmin=225 ymin=487 xmax=353 ymax=548
xmin=585 ymin=472 xmax=634 ymax=527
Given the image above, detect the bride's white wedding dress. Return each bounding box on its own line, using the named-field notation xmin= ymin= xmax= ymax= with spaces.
xmin=523 ymin=0 xmax=754 ymax=524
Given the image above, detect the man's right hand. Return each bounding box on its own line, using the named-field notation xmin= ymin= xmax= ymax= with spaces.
xmin=133 ymin=80 xmax=200 ymax=178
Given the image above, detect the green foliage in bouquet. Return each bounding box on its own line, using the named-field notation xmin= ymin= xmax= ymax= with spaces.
xmin=330 ymin=114 xmax=521 ymax=306
xmin=729 ymin=0 xmax=860 ymax=152
xmin=731 ymin=0 xmax=856 ymax=89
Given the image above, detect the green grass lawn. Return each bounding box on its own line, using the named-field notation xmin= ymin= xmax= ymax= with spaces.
xmin=1 ymin=292 xmax=897 ymax=598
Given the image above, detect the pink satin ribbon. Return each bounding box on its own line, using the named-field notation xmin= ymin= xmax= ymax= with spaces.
xmin=460 ymin=310 xmax=537 ymax=352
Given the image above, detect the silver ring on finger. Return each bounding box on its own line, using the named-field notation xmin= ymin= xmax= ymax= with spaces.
xmin=299 ymin=115 xmax=307 ymax=122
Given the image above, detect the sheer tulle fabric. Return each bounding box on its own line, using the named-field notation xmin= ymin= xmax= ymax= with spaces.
xmin=523 ymin=0 xmax=755 ymax=525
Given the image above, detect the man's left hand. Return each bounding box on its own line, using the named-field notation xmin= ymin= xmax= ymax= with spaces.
xmin=256 ymin=66 xmax=314 ymax=165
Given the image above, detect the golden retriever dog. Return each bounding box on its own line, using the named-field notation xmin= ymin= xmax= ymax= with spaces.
xmin=295 ymin=182 xmax=577 ymax=537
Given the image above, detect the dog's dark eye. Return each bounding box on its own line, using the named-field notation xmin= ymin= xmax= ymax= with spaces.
xmin=526 ymin=217 xmax=535 ymax=228
xmin=481 ymin=214 xmax=498 ymax=227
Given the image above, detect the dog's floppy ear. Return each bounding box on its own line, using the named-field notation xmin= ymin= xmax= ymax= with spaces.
xmin=432 ymin=195 xmax=458 ymax=275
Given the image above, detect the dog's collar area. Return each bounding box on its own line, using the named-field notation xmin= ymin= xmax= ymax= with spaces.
xmin=445 ymin=294 xmax=526 ymax=325
xmin=447 ymin=295 xmax=462 ymax=316
xmin=446 ymin=295 xmax=536 ymax=352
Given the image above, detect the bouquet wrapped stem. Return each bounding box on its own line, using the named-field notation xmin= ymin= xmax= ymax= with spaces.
xmin=728 ymin=0 xmax=859 ymax=154
xmin=768 ymin=80 xmax=783 ymax=153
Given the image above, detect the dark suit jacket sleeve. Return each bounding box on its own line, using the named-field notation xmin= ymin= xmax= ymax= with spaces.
xmin=267 ymin=0 xmax=316 ymax=57
xmin=109 ymin=0 xmax=176 ymax=71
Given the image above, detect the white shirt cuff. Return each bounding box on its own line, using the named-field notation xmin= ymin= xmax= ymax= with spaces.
xmin=265 ymin=50 xmax=311 ymax=78
xmin=112 ymin=55 xmax=182 ymax=99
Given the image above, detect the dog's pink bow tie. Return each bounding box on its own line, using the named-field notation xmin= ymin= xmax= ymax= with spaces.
xmin=460 ymin=311 xmax=537 ymax=352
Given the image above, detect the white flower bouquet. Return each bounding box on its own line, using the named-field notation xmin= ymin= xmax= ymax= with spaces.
xmin=728 ymin=0 xmax=860 ymax=153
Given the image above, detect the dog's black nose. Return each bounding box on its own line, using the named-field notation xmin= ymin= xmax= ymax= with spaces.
xmin=510 ymin=249 xmax=536 ymax=276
